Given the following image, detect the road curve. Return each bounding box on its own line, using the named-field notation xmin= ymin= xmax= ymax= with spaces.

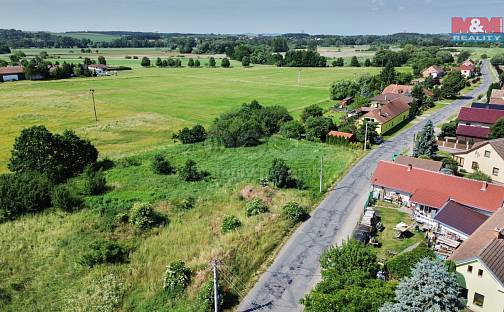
xmin=237 ymin=61 xmax=495 ymax=312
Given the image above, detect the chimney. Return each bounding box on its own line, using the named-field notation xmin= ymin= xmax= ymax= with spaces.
xmin=494 ymin=227 xmax=504 ymax=239
xmin=407 ymin=164 xmax=412 ymax=172
xmin=481 ymin=181 xmax=488 ymax=191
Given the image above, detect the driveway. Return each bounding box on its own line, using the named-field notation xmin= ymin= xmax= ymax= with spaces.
xmin=237 ymin=61 xmax=495 ymax=312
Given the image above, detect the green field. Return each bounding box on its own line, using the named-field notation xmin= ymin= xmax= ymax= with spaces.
xmin=0 ymin=63 xmax=395 ymax=171
xmin=0 ymin=136 xmax=363 ymax=311
xmin=56 ymin=32 xmax=122 ymax=42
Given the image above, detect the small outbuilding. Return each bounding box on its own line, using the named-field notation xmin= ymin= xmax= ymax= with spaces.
xmin=0 ymin=65 xmax=25 ymax=82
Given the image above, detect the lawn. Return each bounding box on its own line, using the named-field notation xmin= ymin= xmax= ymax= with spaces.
xmin=0 ymin=62 xmax=394 ymax=171
xmin=373 ymin=201 xmax=424 ymax=261
xmin=0 ymin=136 xmax=363 ymax=311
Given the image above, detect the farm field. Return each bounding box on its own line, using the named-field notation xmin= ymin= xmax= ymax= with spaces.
xmin=0 ymin=62 xmax=406 ymax=171
xmin=0 ymin=136 xmax=363 ymax=311
xmin=56 ymin=32 xmax=122 ymax=42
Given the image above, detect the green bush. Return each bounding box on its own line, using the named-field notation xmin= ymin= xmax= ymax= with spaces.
xmin=0 ymin=172 xmax=51 ymax=222
xmin=151 ymin=154 xmax=175 ymax=175
xmin=197 ymin=280 xmax=223 ymax=312
xmin=385 ymin=245 xmax=435 ymax=280
xmin=163 ymin=260 xmax=191 ymax=295
xmin=172 ymin=125 xmax=207 ymax=144
xmin=221 ymin=215 xmax=242 ymax=233
xmin=83 ymin=166 xmax=107 ymax=195
xmin=268 ymin=158 xmax=299 ymax=188
xmin=129 ymin=202 xmax=156 ymax=230
xmin=51 ymin=184 xmax=82 ymax=212
xmin=179 ymin=159 xmax=209 ymax=182
xmin=280 ymin=120 xmax=305 ymax=140
xmin=245 ymin=198 xmax=269 ymax=217
xmin=171 ymin=196 xmax=196 ymax=210
xmin=281 ymin=202 xmax=309 ymax=224
xmin=116 ymin=156 xmax=141 ymax=168
xmin=78 ymin=239 xmax=129 ymax=267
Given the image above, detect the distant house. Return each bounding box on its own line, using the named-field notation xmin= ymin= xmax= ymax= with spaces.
xmin=422 ymin=65 xmax=445 ymax=78
xmin=371 ymin=161 xmax=504 ymax=229
xmin=87 ymin=64 xmax=108 ymax=76
xmin=339 ymin=96 xmax=353 ymax=108
xmin=453 ymin=138 xmax=504 ymax=183
xmin=456 ymin=107 xmax=504 ymax=143
xmin=394 ymin=155 xmax=443 ymax=172
xmin=449 ymin=208 xmax=504 ymax=312
xmin=0 ymin=65 xmax=25 ymax=82
xmin=327 ymin=130 xmax=355 ymax=142
xmin=360 ymin=94 xmax=411 ymax=134
xmin=459 ymin=63 xmax=476 ymax=78
xmin=382 ymin=84 xmax=433 ymax=97
xmin=489 ymin=89 xmax=504 ymax=105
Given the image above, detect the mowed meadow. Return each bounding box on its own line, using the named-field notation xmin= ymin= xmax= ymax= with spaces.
xmin=0 ymin=49 xmax=403 ymax=171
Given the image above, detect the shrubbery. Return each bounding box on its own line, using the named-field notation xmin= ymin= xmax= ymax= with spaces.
xmin=385 ymin=245 xmax=435 ymax=280
xmin=197 ymin=280 xmax=224 ymax=312
xmin=129 ymin=202 xmax=157 ymax=230
xmin=179 ymin=159 xmax=209 ymax=182
xmin=305 ymin=116 xmax=335 ymax=142
xmin=0 ymin=172 xmax=51 ymax=222
xmin=172 ymin=125 xmax=207 ymax=144
xmin=78 ymin=239 xmax=129 ymax=267
xmin=268 ymin=158 xmax=299 ymax=188
xmin=171 ymin=196 xmax=196 ymax=210
xmin=245 ymin=198 xmax=269 ymax=217
xmin=83 ymin=166 xmax=107 ymax=195
xmin=163 ymin=260 xmax=191 ymax=295
xmin=151 ymin=154 xmax=175 ymax=175
xmin=280 ymin=120 xmax=305 ymax=139
xmin=221 ymin=215 xmax=242 ymax=233
xmin=209 ymin=100 xmax=292 ymax=148
xmin=51 ymin=184 xmax=82 ymax=212
xmin=281 ymin=202 xmax=309 ymax=224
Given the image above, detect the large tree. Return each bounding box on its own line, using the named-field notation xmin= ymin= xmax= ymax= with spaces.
xmin=440 ymin=70 xmax=466 ymax=99
xmin=413 ymin=120 xmax=438 ymax=158
xmin=8 ymin=126 xmax=98 ymax=182
xmin=380 ymin=259 xmax=461 ymax=312
xmin=379 ymin=63 xmax=397 ymax=86
xmin=490 ymin=118 xmax=504 ymax=139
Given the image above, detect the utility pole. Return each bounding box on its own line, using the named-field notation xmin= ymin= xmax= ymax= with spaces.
xmin=319 ymin=156 xmax=323 ymax=193
xmin=297 ymin=68 xmax=301 ymax=86
xmin=363 ymin=122 xmax=368 ymax=151
xmin=90 ymin=89 xmax=97 ymax=122
xmin=212 ymin=260 xmax=219 ymax=312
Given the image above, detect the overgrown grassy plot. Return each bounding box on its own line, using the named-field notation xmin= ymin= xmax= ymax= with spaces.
xmin=0 ymin=65 xmax=384 ymax=171
xmin=0 ymin=137 xmax=362 ymax=311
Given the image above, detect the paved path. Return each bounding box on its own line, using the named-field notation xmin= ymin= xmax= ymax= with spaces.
xmin=237 ymin=61 xmax=495 ymax=312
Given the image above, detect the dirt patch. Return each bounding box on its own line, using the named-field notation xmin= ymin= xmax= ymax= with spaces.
xmin=239 ymin=184 xmax=276 ymax=204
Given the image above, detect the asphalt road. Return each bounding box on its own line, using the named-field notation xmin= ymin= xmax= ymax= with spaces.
xmin=237 ymin=61 xmax=495 ymax=312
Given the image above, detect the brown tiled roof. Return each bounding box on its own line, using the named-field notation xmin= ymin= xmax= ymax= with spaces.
xmin=458 ymin=107 xmax=504 ymax=124
xmin=434 ymin=200 xmax=489 ymax=236
xmin=490 ymin=89 xmax=504 ymax=105
xmin=363 ymin=99 xmax=410 ymax=124
xmin=371 ymin=93 xmax=414 ymax=105
xmin=456 ymin=125 xmax=491 ymax=139
xmin=0 ymin=65 xmax=24 ymax=75
xmin=449 ymin=207 xmax=504 ymax=285
xmin=394 ymin=155 xmax=442 ymax=172
xmin=459 ymin=64 xmax=475 ymax=71
xmin=327 ymin=131 xmax=354 ymax=140
xmin=371 ymin=161 xmax=504 ymax=212
xmin=423 ymin=65 xmax=445 ymax=74
xmin=453 ymin=138 xmax=504 ymax=160
xmin=382 ymin=84 xmax=413 ymax=94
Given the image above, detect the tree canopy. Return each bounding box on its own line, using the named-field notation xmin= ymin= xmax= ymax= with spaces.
xmin=413 ymin=120 xmax=438 ymax=158
xmin=490 ymin=118 xmax=504 ymax=139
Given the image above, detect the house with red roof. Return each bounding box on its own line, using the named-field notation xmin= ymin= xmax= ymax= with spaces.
xmin=456 ymin=107 xmax=504 ymax=143
xmin=0 ymin=65 xmax=25 ymax=82
xmin=459 ymin=63 xmax=476 ymax=78
xmin=360 ymin=94 xmax=412 ymax=134
xmin=422 ymin=65 xmax=445 ymax=78
xmin=371 ymin=161 xmax=504 ymax=229
xmin=382 ymin=84 xmax=434 ymax=97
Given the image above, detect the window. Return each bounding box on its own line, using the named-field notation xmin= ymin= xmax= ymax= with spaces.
xmin=484 ymin=150 xmax=491 ymax=157
xmin=493 ymin=167 xmax=499 ymax=176
xmin=472 ymin=162 xmax=479 ymax=170
xmin=478 ymin=269 xmax=483 ymax=277
xmin=467 ymin=265 xmax=473 ymax=273
xmin=473 ymin=292 xmax=485 ymax=307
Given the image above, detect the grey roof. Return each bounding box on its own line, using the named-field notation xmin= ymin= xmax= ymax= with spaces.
xmin=480 ymin=239 xmax=504 ymax=285
xmin=395 ymin=155 xmax=443 ymax=172
xmin=454 ymin=138 xmax=504 ymax=160
xmin=434 ymin=200 xmax=489 ymax=236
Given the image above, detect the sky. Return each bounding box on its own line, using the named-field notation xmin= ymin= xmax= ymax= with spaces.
xmin=1 ymin=0 xmax=504 ymax=35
